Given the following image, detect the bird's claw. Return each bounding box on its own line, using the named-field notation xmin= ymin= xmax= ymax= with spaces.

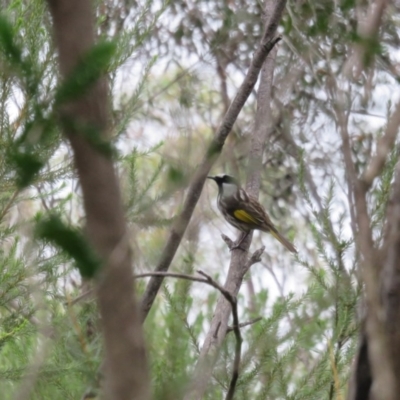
xmin=230 ymin=243 xmax=247 ymax=252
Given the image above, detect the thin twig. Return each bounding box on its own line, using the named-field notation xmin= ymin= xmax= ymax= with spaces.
xmin=137 ymin=269 xmax=243 ymax=400
xmin=35 ymin=184 xmax=51 ymax=212
xmin=135 ymin=271 xmax=220 ymax=288
xmin=221 ymin=234 xmax=235 ymax=250
xmin=226 ymin=317 xmax=262 ymax=333
xmin=69 ymin=255 xmax=260 ymax=307
xmin=70 ymin=238 xmax=265 ymax=306
xmin=0 ymin=190 xmax=19 ymax=223
xmin=244 ymin=246 xmax=265 ymax=274
xmin=68 ymin=288 xmax=94 ymax=306
xmin=362 ymin=100 xmax=400 ymax=189
xmin=138 ymin=271 xmax=237 ymax=316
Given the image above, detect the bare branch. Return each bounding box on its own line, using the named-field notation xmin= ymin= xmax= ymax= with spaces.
xmin=137 ymin=269 xmax=243 ymax=399
xmin=68 ymin=288 xmax=95 ymax=306
xmin=134 ymin=270 xmax=220 ymax=287
xmin=221 ymin=234 xmax=236 ymax=250
xmin=225 ymin=304 xmax=241 ymax=400
xmin=226 ymin=317 xmax=263 ymax=333
xmin=244 ymin=246 xmax=265 ymax=274
xmin=196 ymin=271 xmax=242 ymax=400
xmin=362 ymin=101 xmax=400 ymax=189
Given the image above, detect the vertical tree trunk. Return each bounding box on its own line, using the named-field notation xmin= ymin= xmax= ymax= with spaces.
xmin=347 ymin=163 xmax=400 ymax=400
xmin=381 ymin=162 xmax=400 ymax=386
xmin=46 ymin=1 xmax=150 ymax=399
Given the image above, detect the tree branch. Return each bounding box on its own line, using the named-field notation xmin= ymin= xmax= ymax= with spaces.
xmin=135 ymin=270 xmax=225 ymax=291
xmin=137 ymin=269 xmax=243 ymax=400
xmin=185 ymin=1 xmax=286 ymax=398
xmin=362 ymin=100 xmax=400 ymax=189
xmin=195 ymin=271 xmax=242 ymax=400
xmin=140 ymin=32 xmax=282 ymax=320
xmin=226 ymin=317 xmax=263 ymax=333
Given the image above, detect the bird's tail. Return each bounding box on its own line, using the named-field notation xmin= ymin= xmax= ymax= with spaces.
xmin=269 ymin=229 xmax=297 ymax=253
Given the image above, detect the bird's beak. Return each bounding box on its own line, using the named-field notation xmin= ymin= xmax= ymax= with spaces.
xmin=207 ymin=176 xmax=216 ymax=181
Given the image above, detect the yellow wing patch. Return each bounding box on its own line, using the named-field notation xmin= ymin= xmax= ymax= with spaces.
xmin=233 ymin=209 xmax=258 ymax=224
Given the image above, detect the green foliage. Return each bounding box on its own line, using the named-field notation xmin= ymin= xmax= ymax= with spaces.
xmin=35 ymin=214 xmax=101 ymax=278
xmin=0 ymin=0 xmax=397 ymax=398
xmin=0 ymin=8 xmax=56 ymax=187
xmin=55 ymin=41 xmax=116 ymax=105
xmin=0 ymin=14 xmax=23 ymax=67
xmin=9 ymin=150 xmax=43 ymax=188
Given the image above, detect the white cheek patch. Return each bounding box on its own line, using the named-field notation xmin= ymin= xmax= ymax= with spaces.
xmin=221 ymin=182 xmax=237 ymax=198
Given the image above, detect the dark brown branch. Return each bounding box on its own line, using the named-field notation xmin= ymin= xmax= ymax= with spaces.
xmin=136 ymin=270 xmax=237 ymax=314
xmin=347 ymin=324 xmax=372 ymax=400
xmin=140 ymin=32 xmax=282 ymax=320
xmin=134 ymin=270 xmax=223 ymax=289
xmin=70 ymin=251 xmax=262 ymax=307
xmin=226 ymin=317 xmax=263 ymax=333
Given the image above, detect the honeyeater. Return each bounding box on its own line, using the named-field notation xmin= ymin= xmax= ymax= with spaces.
xmin=208 ymin=174 xmax=297 ymax=253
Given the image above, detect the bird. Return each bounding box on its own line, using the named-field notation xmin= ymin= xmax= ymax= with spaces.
xmin=207 ymin=174 xmax=297 ymax=253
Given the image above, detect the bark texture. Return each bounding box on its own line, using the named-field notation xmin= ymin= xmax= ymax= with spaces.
xmin=46 ymin=1 xmax=150 ymax=399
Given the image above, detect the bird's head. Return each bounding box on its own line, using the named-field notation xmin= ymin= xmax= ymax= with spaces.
xmin=207 ymin=174 xmax=239 ymax=198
